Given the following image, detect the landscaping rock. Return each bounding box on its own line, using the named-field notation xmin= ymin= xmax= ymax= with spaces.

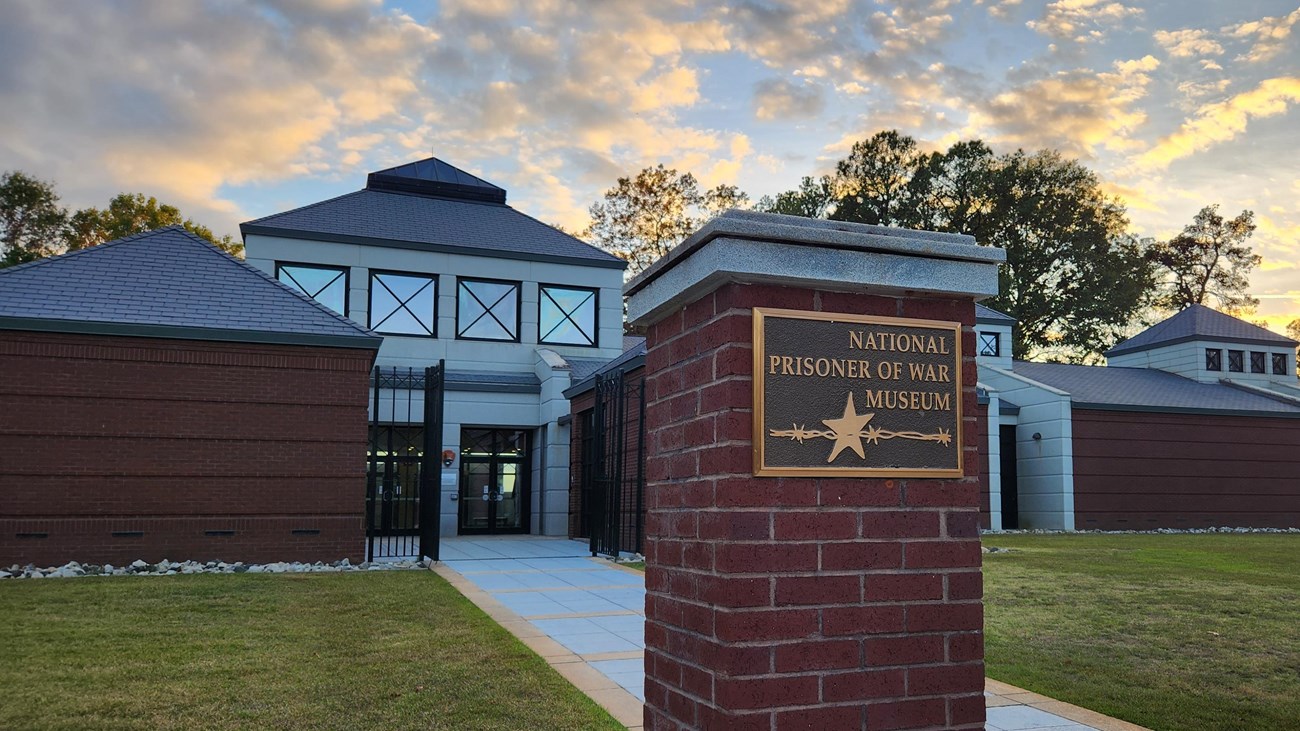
xmin=1 ymin=555 xmax=431 ymax=580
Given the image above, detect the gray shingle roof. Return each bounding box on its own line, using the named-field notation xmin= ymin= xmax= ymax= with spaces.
xmin=0 ymin=226 xmax=381 ymax=349
xmin=975 ymin=304 xmax=1015 ymax=324
xmin=1106 ymin=303 xmax=1295 ymax=356
xmin=563 ymin=337 xmax=647 ymax=398
xmin=1012 ymin=361 xmax=1300 ymax=415
xmin=241 ymin=157 xmax=625 ymax=270
xmin=564 ymin=357 xmax=611 ymax=382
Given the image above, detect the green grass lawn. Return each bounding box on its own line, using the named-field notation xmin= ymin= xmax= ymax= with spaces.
xmin=0 ymin=570 xmax=623 ymax=731
xmin=983 ymin=533 xmax=1300 ymax=731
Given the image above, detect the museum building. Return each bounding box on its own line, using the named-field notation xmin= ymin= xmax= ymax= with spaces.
xmin=240 ymin=157 xmax=628 ymax=540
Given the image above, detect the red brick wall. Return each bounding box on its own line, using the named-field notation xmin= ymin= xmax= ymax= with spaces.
xmin=568 ymin=389 xmax=595 ymax=538
xmin=0 ymin=330 xmax=375 ymax=566
xmin=642 ymin=283 xmax=984 ymax=730
xmin=1072 ymin=409 xmax=1300 ymax=529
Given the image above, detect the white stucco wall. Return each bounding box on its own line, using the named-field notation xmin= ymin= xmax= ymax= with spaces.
xmin=980 ymin=385 xmax=1003 ymax=531
xmin=978 ymin=366 xmax=1075 ymax=530
xmin=1109 ymin=340 xmax=1295 ymax=386
xmin=974 ymin=322 xmax=1014 ymax=371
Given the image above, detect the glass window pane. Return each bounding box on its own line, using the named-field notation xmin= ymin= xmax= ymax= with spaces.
xmin=1273 ymin=353 xmax=1287 ymax=376
xmin=1250 ymin=352 xmax=1265 ymax=373
xmin=370 ymin=273 xmax=435 ymax=336
xmin=1206 ymin=349 xmax=1221 ymax=371
xmin=1228 ymin=350 xmax=1244 ymax=372
xmin=457 ymin=279 xmax=518 ymax=340
xmin=540 ymin=286 xmax=597 ymax=346
xmin=978 ymin=333 xmax=999 ymax=357
xmin=278 ymin=264 xmax=346 ymax=315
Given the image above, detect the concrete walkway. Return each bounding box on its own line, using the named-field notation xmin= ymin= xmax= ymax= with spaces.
xmin=436 ymin=536 xmax=1147 ymax=731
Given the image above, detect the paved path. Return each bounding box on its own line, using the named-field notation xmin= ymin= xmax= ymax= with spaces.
xmin=437 ymin=536 xmax=1147 ymax=731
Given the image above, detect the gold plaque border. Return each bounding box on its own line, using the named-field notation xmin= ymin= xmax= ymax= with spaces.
xmin=751 ymin=307 xmax=965 ymax=479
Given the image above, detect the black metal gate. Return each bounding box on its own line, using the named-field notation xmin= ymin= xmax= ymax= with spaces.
xmin=366 ymin=361 xmax=443 ymax=562
xmin=587 ymin=370 xmax=646 ymax=557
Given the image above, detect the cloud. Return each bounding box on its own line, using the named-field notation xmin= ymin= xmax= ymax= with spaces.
xmin=722 ymin=1 xmax=856 ymax=69
xmin=0 ymin=0 xmax=436 ymax=227
xmin=1224 ymin=7 xmax=1300 ymax=63
xmin=1153 ymin=28 xmax=1224 ymax=59
xmin=1026 ymin=0 xmax=1143 ymax=43
xmin=963 ymin=56 xmax=1159 ymax=158
xmin=1175 ymin=78 xmax=1231 ymax=107
xmin=975 ymin=0 xmax=1024 ymax=21
xmin=1138 ymin=76 xmax=1300 ymax=169
xmin=752 ymin=78 xmax=826 ymax=120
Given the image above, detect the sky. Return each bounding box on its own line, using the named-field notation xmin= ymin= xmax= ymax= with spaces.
xmin=1 ymin=0 xmax=1298 ymax=332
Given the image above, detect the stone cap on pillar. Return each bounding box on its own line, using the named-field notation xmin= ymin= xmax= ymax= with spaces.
xmin=624 ymin=210 xmax=1005 ymax=327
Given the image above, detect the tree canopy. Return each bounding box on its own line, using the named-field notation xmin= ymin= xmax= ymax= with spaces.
xmin=0 ymin=171 xmax=242 ymax=268
xmin=761 ymin=131 xmax=1155 ymax=361
xmin=1147 ymin=205 xmax=1259 ymax=315
xmin=583 ymin=164 xmax=749 ymax=276
xmin=0 ymin=171 xmax=68 ymax=267
xmin=65 ymin=193 xmax=243 ymax=257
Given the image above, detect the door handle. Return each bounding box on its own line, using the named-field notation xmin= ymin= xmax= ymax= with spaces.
xmin=482 ymin=485 xmax=490 ymax=501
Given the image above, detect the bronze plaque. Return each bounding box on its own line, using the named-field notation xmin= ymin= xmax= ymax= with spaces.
xmin=752 ymin=308 xmax=963 ymax=477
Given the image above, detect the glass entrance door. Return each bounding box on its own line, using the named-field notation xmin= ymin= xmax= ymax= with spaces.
xmin=458 ymin=428 xmax=530 ymax=534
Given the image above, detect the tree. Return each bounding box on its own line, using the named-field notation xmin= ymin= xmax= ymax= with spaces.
xmin=974 ymin=150 xmax=1155 ymax=361
xmin=756 ymin=175 xmax=833 ymax=219
xmin=908 ymin=140 xmax=996 ymax=233
xmin=828 ymin=130 xmax=926 ymax=227
xmin=761 ymin=132 xmax=1156 ymax=360
xmin=1147 ymin=205 xmax=1259 ymax=313
xmin=583 ymin=164 xmax=748 ymax=276
xmin=0 ymin=171 xmax=68 ymax=268
xmin=65 ymin=193 xmax=244 ymax=257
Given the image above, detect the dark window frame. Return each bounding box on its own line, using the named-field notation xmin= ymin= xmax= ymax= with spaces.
xmin=977 ymin=331 xmax=1001 ymax=357
xmin=455 ymin=276 xmax=522 ymax=343
xmin=1228 ymin=350 xmax=1244 ymax=373
xmin=368 ymin=269 xmax=438 ymax=338
xmin=1250 ymin=351 xmax=1266 ymax=374
xmin=275 ymin=261 xmax=349 ymax=317
xmin=1205 ymin=348 xmax=1222 ymax=371
xmin=1273 ymin=352 xmax=1289 ymax=376
xmin=538 ymin=282 xmax=600 ymax=348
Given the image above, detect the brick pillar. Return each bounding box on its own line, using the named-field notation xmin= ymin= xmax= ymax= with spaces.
xmin=626 ymin=213 xmax=1001 ymax=731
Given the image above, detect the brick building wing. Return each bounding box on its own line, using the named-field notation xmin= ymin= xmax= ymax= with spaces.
xmin=0 ymin=227 xmax=382 ymax=566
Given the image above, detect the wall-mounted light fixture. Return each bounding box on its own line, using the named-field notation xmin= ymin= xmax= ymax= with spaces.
xmin=442 ymin=449 xmax=456 ymax=468
xmin=1032 ymin=432 xmax=1042 ymax=441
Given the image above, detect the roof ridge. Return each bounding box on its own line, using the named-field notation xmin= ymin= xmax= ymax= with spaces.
xmin=0 ymin=225 xmax=189 ymax=276
xmin=241 ymin=189 xmax=368 ymax=227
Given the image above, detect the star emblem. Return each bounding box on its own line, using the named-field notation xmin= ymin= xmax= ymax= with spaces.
xmin=821 ymin=392 xmax=874 ymax=462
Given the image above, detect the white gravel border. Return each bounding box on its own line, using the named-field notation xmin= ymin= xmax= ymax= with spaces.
xmin=1 ymin=558 xmax=430 ymax=580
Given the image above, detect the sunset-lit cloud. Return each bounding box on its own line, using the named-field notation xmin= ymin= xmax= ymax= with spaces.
xmin=1 ymin=0 xmax=1298 ymax=331
xmin=1027 ymin=0 xmax=1144 ymax=43
xmin=1224 ymin=7 xmax=1300 ymax=63
xmin=1138 ymin=76 xmax=1300 ymax=169
xmin=1153 ymin=28 xmax=1224 ymax=59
